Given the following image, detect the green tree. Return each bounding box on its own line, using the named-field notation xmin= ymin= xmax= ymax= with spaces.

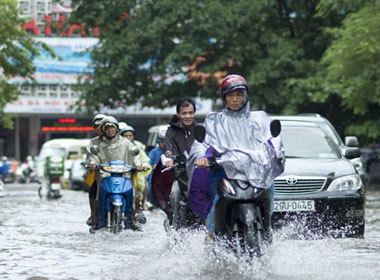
xmin=71 ymin=0 xmax=341 ymax=115
xmin=72 ymin=0 xmax=380 ymax=145
xmin=0 ymin=0 xmax=50 ymax=128
xmin=322 ymin=1 xmax=380 ymax=143
xmin=290 ymin=0 xmax=380 ymax=144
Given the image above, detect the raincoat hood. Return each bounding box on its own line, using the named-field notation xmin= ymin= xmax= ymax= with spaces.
xmin=192 ymin=104 xmax=285 ymax=189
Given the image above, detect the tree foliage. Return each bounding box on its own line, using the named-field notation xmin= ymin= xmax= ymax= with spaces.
xmin=71 ymin=0 xmax=380 ymax=144
xmin=71 ymin=0 xmax=336 ymax=113
xmin=313 ymin=0 xmax=380 ymax=143
xmin=0 ymin=0 xmax=49 ymax=128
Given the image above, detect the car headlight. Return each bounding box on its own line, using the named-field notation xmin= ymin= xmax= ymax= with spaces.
xmin=327 ymin=174 xmax=363 ymax=191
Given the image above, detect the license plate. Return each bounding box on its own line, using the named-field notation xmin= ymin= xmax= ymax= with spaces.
xmin=51 ymin=183 xmax=61 ymax=190
xmin=274 ymin=200 xmax=315 ymax=212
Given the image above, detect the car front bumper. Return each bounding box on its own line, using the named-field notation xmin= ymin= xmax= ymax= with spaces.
xmin=272 ymin=190 xmax=365 ymax=237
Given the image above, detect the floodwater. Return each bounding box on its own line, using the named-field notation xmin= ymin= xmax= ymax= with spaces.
xmin=1 ymin=183 xmax=380 ymax=280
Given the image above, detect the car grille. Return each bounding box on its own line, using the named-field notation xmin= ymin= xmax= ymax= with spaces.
xmin=274 ymin=176 xmax=326 ymax=194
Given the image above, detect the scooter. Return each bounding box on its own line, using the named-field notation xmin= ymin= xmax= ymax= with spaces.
xmin=191 ymin=120 xmax=282 ymax=257
xmin=38 ymin=155 xmax=64 ymax=199
xmin=161 ymin=151 xmax=203 ymax=231
xmin=90 ymin=145 xmax=139 ymax=234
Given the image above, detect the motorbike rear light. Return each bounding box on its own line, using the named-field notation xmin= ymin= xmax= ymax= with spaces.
xmin=222 ymin=179 xmax=236 ymax=195
xmin=51 ymin=177 xmax=60 ymax=183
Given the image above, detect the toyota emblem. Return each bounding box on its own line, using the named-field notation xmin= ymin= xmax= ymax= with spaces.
xmin=285 ymin=177 xmax=298 ymax=185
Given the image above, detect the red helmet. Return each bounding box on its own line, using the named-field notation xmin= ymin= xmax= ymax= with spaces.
xmin=220 ymin=74 xmax=249 ymax=110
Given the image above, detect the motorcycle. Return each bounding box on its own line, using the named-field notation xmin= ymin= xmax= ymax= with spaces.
xmin=90 ymin=145 xmax=141 ymax=234
xmin=161 ymin=151 xmax=203 ymax=231
xmin=190 ymin=120 xmax=282 ymax=257
xmin=38 ymin=155 xmax=64 ymax=199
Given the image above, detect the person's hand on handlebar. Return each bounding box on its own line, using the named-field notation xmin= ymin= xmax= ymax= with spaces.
xmin=88 ymin=163 xmax=97 ymax=170
xmin=196 ymin=158 xmax=209 ymax=168
xmin=135 ymin=165 xmax=145 ymax=171
xmin=165 ymin=159 xmax=174 ymax=168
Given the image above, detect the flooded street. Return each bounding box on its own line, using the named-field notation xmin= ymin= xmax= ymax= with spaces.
xmin=1 ymin=183 xmax=380 ymax=280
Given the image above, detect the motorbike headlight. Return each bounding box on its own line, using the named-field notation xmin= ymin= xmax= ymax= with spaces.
xmin=327 ymin=174 xmax=363 ymax=191
xmin=109 ymin=165 xmax=126 ymax=173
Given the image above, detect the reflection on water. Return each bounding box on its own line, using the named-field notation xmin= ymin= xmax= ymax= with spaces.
xmin=0 ymin=185 xmax=380 ymax=280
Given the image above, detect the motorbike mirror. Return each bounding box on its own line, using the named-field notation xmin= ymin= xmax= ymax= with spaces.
xmin=165 ymin=151 xmax=174 ymax=159
xmin=131 ymin=146 xmax=140 ymax=156
xmin=194 ymin=125 xmax=206 ymax=143
xmin=270 ymin=120 xmax=281 ymax=138
xmin=90 ymin=145 xmax=100 ymax=155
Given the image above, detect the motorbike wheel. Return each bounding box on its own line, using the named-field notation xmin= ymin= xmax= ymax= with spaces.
xmin=233 ymin=221 xmax=263 ymax=258
xmin=111 ymin=206 xmax=123 ymax=234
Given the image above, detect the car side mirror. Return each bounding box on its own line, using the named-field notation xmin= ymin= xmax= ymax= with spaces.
xmin=90 ymin=145 xmax=100 ymax=155
xmin=345 ymin=136 xmax=359 ymax=147
xmin=344 ymin=147 xmax=361 ymax=159
xmin=194 ymin=125 xmax=206 ymax=143
xmin=270 ymin=120 xmax=281 ymax=138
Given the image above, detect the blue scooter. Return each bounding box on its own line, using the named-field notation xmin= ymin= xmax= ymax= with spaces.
xmin=97 ymin=160 xmax=135 ymax=233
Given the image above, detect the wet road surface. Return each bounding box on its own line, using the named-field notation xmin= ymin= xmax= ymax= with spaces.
xmin=1 ymin=183 xmax=380 ymax=280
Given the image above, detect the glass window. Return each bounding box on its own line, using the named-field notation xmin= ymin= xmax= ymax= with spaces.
xmin=37 ymin=2 xmax=45 ymax=11
xmin=38 ymin=85 xmax=46 ymax=91
xmin=37 ymin=13 xmax=45 ymax=22
xmin=49 ymin=85 xmax=57 ymax=91
xmin=281 ymin=126 xmax=340 ymax=159
xmin=317 ymin=122 xmax=343 ymax=147
xmin=39 ymin=147 xmax=66 ymax=160
xmin=21 ymin=85 xmax=30 ymax=91
xmin=30 ymin=85 xmax=36 ymax=97
xmin=20 ymin=2 xmax=29 ymax=11
xmin=38 ymin=25 xmax=45 ymax=34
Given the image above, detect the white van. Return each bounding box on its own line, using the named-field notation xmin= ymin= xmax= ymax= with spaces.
xmin=146 ymin=124 xmax=169 ymax=152
xmin=37 ymin=138 xmax=91 ymax=186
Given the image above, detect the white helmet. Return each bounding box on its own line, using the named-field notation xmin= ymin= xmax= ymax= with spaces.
xmin=92 ymin=114 xmax=107 ymax=126
xmin=100 ymin=116 xmax=119 ymax=133
xmin=118 ymin=121 xmax=128 ymax=131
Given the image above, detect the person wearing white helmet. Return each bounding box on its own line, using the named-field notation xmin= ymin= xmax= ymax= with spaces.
xmin=120 ymin=125 xmax=152 ymax=212
xmin=86 ymin=116 xmax=141 ymax=232
xmin=85 ymin=113 xmax=107 ymax=228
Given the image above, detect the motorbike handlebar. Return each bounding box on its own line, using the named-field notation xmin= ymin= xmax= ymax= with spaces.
xmin=161 ymin=162 xmax=180 ymax=173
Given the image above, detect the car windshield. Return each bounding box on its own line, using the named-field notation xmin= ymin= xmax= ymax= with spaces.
xmin=316 ymin=121 xmax=343 ymax=147
xmin=39 ymin=147 xmax=66 ymax=159
xmin=281 ymin=126 xmax=340 ymax=159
